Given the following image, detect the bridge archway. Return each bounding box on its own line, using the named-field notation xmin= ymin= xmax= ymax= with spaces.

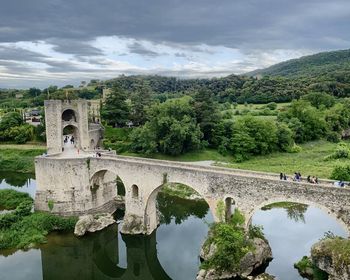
xmin=62 ymin=108 xmax=78 ymax=122
xmin=144 ymin=182 xmax=214 ymax=234
xmin=89 ymin=169 xmax=126 ymax=211
xmin=246 ymin=197 xmax=350 ymax=236
xmin=62 ymin=124 xmax=80 ymax=149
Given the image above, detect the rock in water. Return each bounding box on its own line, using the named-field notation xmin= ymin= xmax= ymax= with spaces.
xmin=197 ymin=238 xmax=273 ymax=280
xmin=74 ymin=213 xmax=115 ymax=236
xmin=311 ymin=238 xmax=350 ymax=280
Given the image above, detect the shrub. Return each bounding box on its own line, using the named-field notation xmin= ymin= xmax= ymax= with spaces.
xmin=326 ymin=131 xmax=341 ymax=143
xmin=266 ymin=102 xmax=277 ymax=110
xmin=324 ymin=143 xmax=350 ymax=161
xmin=0 ymin=189 xmax=33 ymax=210
xmin=201 ymin=209 xmax=261 ymax=272
xmin=330 ymin=165 xmax=350 ymax=181
xmin=287 ymin=143 xmax=302 ymax=153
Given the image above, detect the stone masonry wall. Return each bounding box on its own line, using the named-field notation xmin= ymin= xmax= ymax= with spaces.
xmin=35 ymin=154 xmax=350 ymax=235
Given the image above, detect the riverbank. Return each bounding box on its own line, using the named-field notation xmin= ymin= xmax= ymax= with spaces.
xmin=0 ymin=189 xmax=77 ymax=250
xmin=0 ymin=144 xmax=46 ymax=173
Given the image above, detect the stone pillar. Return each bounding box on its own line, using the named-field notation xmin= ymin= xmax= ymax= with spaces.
xmin=121 ymin=183 xmax=149 ymax=235
xmin=77 ymin=100 xmax=90 ymax=151
xmin=44 ymin=100 xmax=63 ymax=154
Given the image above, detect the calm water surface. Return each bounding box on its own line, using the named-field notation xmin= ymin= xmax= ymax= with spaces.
xmin=0 ymin=174 xmax=347 ymax=280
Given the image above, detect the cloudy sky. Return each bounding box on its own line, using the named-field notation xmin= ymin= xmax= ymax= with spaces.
xmin=0 ymin=0 xmax=349 ymax=88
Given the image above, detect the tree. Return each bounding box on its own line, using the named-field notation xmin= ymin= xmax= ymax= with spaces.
xmin=130 ymin=96 xmax=203 ymax=155
xmin=130 ymin=82 xmax=152 ymax=126
xmin=278 ymin=100 xmax=328 ymax=143
xmin=192 ymin=88 xmax=222 ymax=146
xmin=276 ymin=123 xmax=294 ymax=151
xmin=101 ymin=86 xmax=130 ymax=127
xmin=0 ymin=112 xmax=23 ymax=131
xmin=229 ymin=116 xmax=278 ymax=161
xmin=302 ymin=92 xmax=336 ymax=109
xmin=27 ymin=88 xmax=41 ymax=98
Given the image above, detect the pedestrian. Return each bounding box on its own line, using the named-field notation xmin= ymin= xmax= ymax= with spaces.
xmin=283 ymin=174 xmax=287 ymax=180
xmin=280 ymin=173 xmax=283 ymax=180
xmin=298 ymin=172 xmax=302 ymax=181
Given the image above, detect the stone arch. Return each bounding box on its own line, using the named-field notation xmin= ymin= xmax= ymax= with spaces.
xmin=62 ymin=124 xmax=80 ymax=149
xmin=246 ymin=197 xmax=350 ymax=236
xmin=89 ymin=169 xmax=126 ymax=211
xmin=62 ymin=108 xmax=78 ymax=122
xmin=144 ymin=181 xmax=214 ymax=234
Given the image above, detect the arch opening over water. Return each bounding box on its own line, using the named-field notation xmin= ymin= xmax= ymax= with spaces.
xmin=251 ymin=201 xmax=348 ymax=280
xmin=89 ymin=169 xmax=126 ymax=212
xmin=144 ymin=182 xmax=213 ymax=234
xmin=248 ymin=198 xmax=350 ymax=236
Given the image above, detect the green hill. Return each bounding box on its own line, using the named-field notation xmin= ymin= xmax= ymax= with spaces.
xmin=248 ymin=49 xmax=350 ymax=78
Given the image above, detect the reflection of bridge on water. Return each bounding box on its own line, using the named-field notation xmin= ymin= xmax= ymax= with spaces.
xmin=40 ymin=224 xmax=171 ymax=280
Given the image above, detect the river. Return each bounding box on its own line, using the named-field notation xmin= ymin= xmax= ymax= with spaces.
xmin=0 ymin=173 xmax=347 ymax=280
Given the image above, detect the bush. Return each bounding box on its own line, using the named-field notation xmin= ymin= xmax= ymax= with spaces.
xmin=0 ymin=189 xmax=33 ymax=210
xmin=324 ymin=143 xmax=350 ymax=161
xmin=326 ymin=131 xmax=341 ymax=143
xmin=201 ymin=209 xmax=261 ymax=272
xmin=0 ymin=200 xmax=33 ymax=229
xmin=266 ymin=102 xmax=277 ymax=110
xmin=287 ymin=143 xmax=302 ymax=153
xmin=0 ymin=189 xmax=77 ymax=250
xmin=330 ymin=165 xmax=350 ymax=181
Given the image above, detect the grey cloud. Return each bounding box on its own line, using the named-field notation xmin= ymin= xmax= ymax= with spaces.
xmin=48 ymin=38 xmax=103 ymax=56
xmin=0 ymin=46 xmax=48 ymax=62
xmin=128 ymin=42 xmax=161 ymax=57
xmin=0 ymin=0 xmax=349 ymax=51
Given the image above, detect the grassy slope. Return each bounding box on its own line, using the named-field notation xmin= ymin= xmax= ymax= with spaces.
xmin=122 ymin=148 xmax=235 ymax=162
xmin=222 ymin=140 xmax=350 ymax=179
xmin=123 ymin=140 xmax=349 ymax=179
xmin=0 ymin=144 xmax=46 ymax=173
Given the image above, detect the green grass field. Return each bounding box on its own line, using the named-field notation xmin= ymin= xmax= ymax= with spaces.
xmin=220 ymin=140 xmax=350 ymax=179
xmin=123 ymin=140 xmax=349 ymax=179
xmin=0 ymin=144 xmax=46 ymax=173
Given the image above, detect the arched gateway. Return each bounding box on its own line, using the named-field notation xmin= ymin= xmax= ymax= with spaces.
xmin=35 ymin=100 xmax=350 ymax=236
xmin=44 ymin=99 xmax=103 ymax=154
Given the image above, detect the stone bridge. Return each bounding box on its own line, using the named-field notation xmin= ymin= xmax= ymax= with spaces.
xmin=35 ymin=153 xmax=350 ymax=235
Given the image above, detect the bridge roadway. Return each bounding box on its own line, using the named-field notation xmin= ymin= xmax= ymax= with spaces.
xmin=34 ymin=151 xmax=350 ymax=235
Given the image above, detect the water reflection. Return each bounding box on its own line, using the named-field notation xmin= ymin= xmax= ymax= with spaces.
xmin=0 ymin=174 xmax=212 ymax=280
xmin=262 ymin=202 xmax=308 ymax=223
xmin=39 ymin=224 xmax=172 ymax=280
xmin=0 ymin=172 xmax=36 ymax=198
xmin=253 ymin=204 xmax=347 ymax=280
xmin=157 ymin=193 xmax=209 ymax=224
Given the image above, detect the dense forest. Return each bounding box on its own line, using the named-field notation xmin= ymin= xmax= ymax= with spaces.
xmin=1 ymin=48 xmax=350 ymax=179
xmin=1 ymin=48 xmax=350 ymax=109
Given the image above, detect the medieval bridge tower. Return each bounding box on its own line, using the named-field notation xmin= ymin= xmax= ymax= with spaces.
xmin=44 ymin=99 xmax=103 ymax=154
